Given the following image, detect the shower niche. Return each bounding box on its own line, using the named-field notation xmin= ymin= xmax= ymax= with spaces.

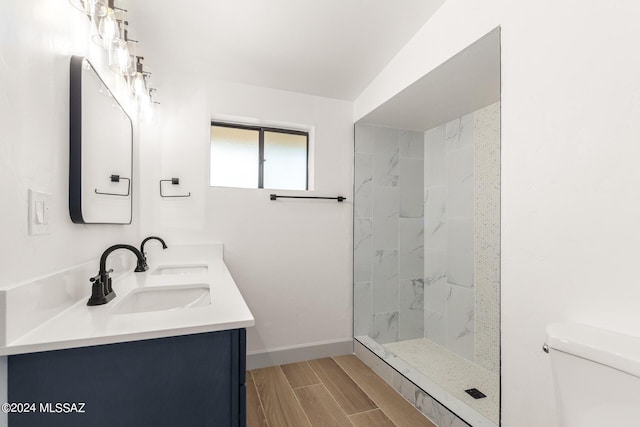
xmin=353 ymin=28 xmax=501 ymax=427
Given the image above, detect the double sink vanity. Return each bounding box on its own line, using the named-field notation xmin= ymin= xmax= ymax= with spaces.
xmin=0 ymin=242 xmax=254 ymax=426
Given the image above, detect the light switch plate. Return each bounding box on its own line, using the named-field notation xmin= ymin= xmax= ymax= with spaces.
xmin=28 ymin=189 xmax=52 ymax=236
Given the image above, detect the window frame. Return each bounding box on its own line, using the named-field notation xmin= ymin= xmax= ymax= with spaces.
xmin=210 ymin=121 xmax=309 ymax=190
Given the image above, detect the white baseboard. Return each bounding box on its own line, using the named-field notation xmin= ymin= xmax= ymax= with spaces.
xmin=246 ymin=338 xmax=354 ymax=370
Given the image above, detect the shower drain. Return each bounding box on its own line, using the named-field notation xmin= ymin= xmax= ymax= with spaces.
xmin=464 ymin=388 xmax=487 ymax=399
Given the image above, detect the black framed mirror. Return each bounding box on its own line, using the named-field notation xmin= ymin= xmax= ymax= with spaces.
xmin=69 ymin=56 xmax=133 ymax=224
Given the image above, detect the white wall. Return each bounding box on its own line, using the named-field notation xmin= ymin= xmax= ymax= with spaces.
xmin=356 ymin=1 xmax=640 ymax=426
xmin=139 ymin=70 xmax=354 ymax=356
xmin=0 ymin=3 xmax=142 ymax=423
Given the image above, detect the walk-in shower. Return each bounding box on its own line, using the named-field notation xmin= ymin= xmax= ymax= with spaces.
xmin=353 ymin=28 xmax=501 ymax=427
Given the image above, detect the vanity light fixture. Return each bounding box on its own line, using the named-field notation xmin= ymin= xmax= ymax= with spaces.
xmin=70 ymin=0 xmax=158 ymax=118
xmin=90 ymin=0 xmax=127 ymax=49
xmin=131 ymin=56 xmax=148 ymax=97
xmin=130 ymin=56 xmax=159 ymax=119
xmin=110 ymin=21 xmax=137 ymax=75
xmin=94 ymin=7 xmax=119 ymax=49
xmin=111 ymin=39 xmax=130 ymax=73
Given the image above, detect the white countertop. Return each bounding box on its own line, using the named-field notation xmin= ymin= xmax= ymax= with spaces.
xmin=0 ymin=243 xmax=254 ymax=356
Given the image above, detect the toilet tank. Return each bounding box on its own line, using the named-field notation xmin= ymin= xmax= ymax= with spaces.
xmin=546 ymin=322 xmax=640 ymax=427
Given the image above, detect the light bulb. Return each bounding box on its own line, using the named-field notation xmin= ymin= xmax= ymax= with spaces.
xmin=98 ymin=9 xmax=118 ymax=49
xmin=113 ymin=40 xmax=130 ymax=73
xmin=132 ymin=72 xmax=147 ymax=97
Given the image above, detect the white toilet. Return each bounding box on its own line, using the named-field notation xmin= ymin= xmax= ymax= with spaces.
xmin=546 ymin=322 xmax=640 ymax=427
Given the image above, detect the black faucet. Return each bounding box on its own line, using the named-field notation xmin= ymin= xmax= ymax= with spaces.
xmin=87 ymin=244 xmax=148 ymax=306
xmin=139 ymin=236 xmax=168 ymax=270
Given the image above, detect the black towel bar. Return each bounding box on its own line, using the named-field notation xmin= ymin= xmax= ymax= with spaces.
xmin=270 ymin=194 xmax=345 ymax=202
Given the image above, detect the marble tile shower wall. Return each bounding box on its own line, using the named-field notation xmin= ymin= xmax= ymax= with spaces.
xmin=423 ymin=103 xmax=500 ymax=369
xmin=354 ymin=124 xmax=425 ymax=344
xmin=424 ymin=114 xmax=476 ymax=362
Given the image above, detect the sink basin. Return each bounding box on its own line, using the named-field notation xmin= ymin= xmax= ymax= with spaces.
xmin=110 ymin=284 xmax=210 ymax=315
xmin=151 ymin=264 xmax=209 ymax=275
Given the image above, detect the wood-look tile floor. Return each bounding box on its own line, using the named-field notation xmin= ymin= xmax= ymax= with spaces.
xmin=247 ymin=355 xmax=436 ymax=427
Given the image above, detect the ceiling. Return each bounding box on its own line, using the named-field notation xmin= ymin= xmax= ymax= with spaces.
xmin=358 ymin=28 xmax=501 ymax=131
xmin=127 ymin=0 xmax=446 ymax=101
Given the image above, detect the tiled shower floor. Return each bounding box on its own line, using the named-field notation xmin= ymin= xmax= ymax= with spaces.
xmin=384 ymin=338 xmax=499 ymax=423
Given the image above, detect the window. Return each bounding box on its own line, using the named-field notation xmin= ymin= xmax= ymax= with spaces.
xmin=210 ymin=122 xmax=308 ymax=190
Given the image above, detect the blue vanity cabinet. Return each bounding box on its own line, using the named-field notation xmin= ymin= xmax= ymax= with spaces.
xmin=8 ymin=329 xmax=247 ymax=427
